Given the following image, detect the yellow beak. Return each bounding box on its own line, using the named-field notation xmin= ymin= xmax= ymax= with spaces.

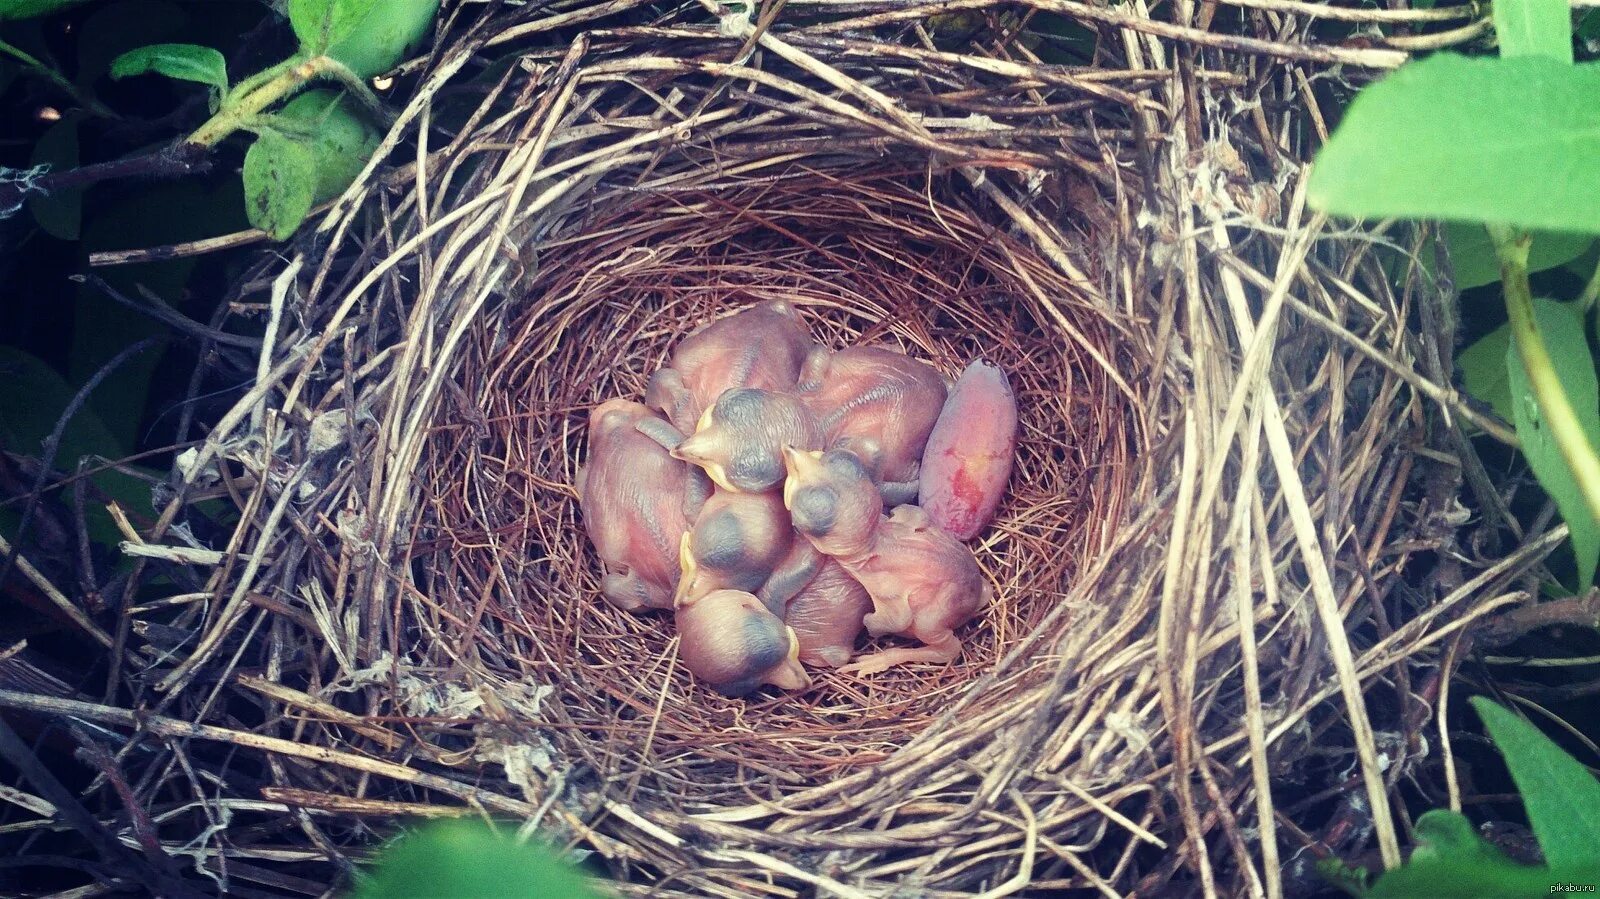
xmin=780 ymin=445 xmax=824 ymax=510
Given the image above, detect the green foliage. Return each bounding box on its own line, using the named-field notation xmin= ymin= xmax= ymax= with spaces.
xmin=0 ymin=0 xmax=93 ymax=20
xmin=275 ymin=90 xmax=381 ymax=201
xmin=1330 ymin=699 xmax=1600 ymax=897
xmin=1492 ymin=0 xmax=1572 ymax=63
xmin=1433 ymin=223 xmax=1593 ymax=291
xmin=1506 ymin=299 xmax=1600 ymax=591
xmin=242 ymin=90 xmax=380 ymax=237
xmin=244 ymin=130 xmax=319 ymax=241
xmin=351 ymin=820 xmax=606 ymax=899
xmin=111 ymin=43 xmax=228 ymax=100
xmin=75 ymin=1 xmax=185 ymax=87
xmin=288 ymin=0 xmax=441 ymax=78
xmin=1317 ymin=0 xmax=1600 ymax=600
xmin=28 ymin=116 xmax=81 ymax=240
xmin=1472 ymin=697 xmax=1600 ymax=868
xmin=1307 ymin=54 xmax=1600 ymax=233
xmin=1365 ymin=811 xmax=1593 ymax=898
xmin=1457 ymin=323 xmax=1513 ymax=423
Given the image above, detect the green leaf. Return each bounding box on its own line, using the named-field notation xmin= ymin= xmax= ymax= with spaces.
xmin=0 ymin=0 xmax=94 ymax=19
xmin=1458 ymin=323 xmax=1514 ymax=424
xmin=243 ymin=130 xmax=318 ymax=241
xmin=110 ymin=43 xmax=227 ymax=95
xmin=276 ymin=89 xmax=380 ymax=201
xmin=1308 ymin=55 xmax=1600 ymax=234
xmin=1434 ymin=222 xmax=1594 ymax=290
xmin=1472 ymin=697 xmax=1600 ymax=869
xmin=75 ymin=1 xmax=184 ymax=87
xmin=1366 ymin=809 xmax=1600 ymax=898
xmin=27 ymin=116 xmax=81 ymax=240
xmin=287 ymin=0 xmax=440 ymax=78
xmin=1506 ymin=298 xmax=1600 ymax=591
xmin=352 ymin=821 xmax=605 ymax=899
xmin=1493 ymin=0 xmax=1572 ymax=64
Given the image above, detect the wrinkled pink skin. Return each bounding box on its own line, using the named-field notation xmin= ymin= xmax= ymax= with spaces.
xmin=839 ymin=505 xmax=990 ymax=674
xmin=781 ymin=447 xmax=989 ymax=674
xmin=646 ymin=300 xmax=813 ymax=434
xmin=918 ymin=359 xmax=1017 ymax=541
xmin=798 ymin=345 xmax=947 ymax=505
xmin=677 ymin=489 xmax=798 ymax=604
xmin=782 ymin=559 xmax=871 ymax=668
xmin=675 ymin=589 xmax=810 ymax=696
xmin=576 ymin=400 xmax=706 ymax=612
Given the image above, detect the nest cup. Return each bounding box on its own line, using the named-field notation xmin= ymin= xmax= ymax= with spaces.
xmin=425 ymin=166 xmax=1132 ymax=785
xmin=11 ymin=4 xmax=1528 ymax=896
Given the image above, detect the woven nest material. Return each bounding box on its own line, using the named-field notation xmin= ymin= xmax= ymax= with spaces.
xmin=423 ymin=167 xmax=1131 ymax=782
xmin=0 ymin=1 xmax=1556 ymax=897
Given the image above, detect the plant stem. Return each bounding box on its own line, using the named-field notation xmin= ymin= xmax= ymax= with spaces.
xmin=185 ymin=54 xmax=365 ymax=147
xmin=0 ymin=37 xmax=120 ymax=120
xmin=1490 ymin=224 xmax=1600 ymax=525
xmin=1579 ymin=253 xmax=1600 ymax=312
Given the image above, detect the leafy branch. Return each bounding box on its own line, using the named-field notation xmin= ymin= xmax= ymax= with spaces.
xmin=1308 ymin=0 xmax=1600 ymax=591
xmin=0 ymin=0 xmax=438 ymax=240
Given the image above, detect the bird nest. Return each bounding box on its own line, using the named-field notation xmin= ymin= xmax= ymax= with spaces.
xmin=421 ymin=166 xmax=1130 ymax=784
xmin=0 ymin=1 xmax=1552 ymax=897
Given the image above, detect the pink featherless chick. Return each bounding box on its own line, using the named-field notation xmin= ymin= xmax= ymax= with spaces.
xmin=675 ymin=589 xmax=811 ymax=696
xmin=576 ymin=399 xmax=710 ymax=612
xmin=674 ymin=488 xmax=820 ymax=607
xmin=781 ymin=446 xmax=990 ymax=675
xmin=780 ymin=559 xmax=871 ymax=669
xmin=918 ymin=359 xmax=1018 ymax=540
xmin=797 ymin=345 xmax=947 ymax=507
xmin=646 ymin=300 xmax=814 ymax=435
xmin=672 ymin=387 xmax=821 ymax=493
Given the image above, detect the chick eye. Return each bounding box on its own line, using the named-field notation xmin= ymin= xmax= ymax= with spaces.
xmin=824 ymin=449 xmax=868 ymax=480
xmin=730 ymin=448 xmax=782 ymax=488
xmin=789 ymin=485 xmax=837 ymax=534
xmin=694 ymin=511 xmax=747 ymax=568
xmin=715 ymin=388 xmax=763 ymax=422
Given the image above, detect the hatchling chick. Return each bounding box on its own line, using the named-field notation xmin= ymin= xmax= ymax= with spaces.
xmin=780 ymin=446 xmax=885 ymax=559
xmin=576 ymin=399 xmax=708 ymax=612
xmin=675 ymin=589 xmax=811 ymax=696
xmin=919 ymin=359 xmax=1018 ymax=540
xmin=798 ymin=345 xmax=948 ymax=507
xmin=675 ymin=488 xmax=818 ymax=606
xmin=837 ymin=504 xmax=990 ymax=675
xmin=673 ymin=388 xmax=821 ymax=493
xmin=782 ymin=559 xmax=872 ymax=669
xmin=781 ymin=446 xmax=988 ymax=674
xmin=646 ymin=300 xmax=814 ymax=434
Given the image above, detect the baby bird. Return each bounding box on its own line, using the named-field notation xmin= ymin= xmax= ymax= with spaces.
xmin=798 ymin=345 xmax=948 ymax=506
xmin=675 ymin=489 xmax=807 ymax=604
xmin=919 ymin=359 xmax=1018 ymax=540
xmin=673 ymin=388 xmax=821 ymax=493
xmin=781 ymin=445 xmax=989 ymax=675
xmin=577 ymin=400 xmax=708 ymax=612
xmin=647 ymin=300 xmax=814 ymax=434
xmin=782 ymin=559 xmax=871 ymax=669
xmin=675 ymin=589 xmax=811 ymax=696
xmin=781 ymin=447 xmax=885 ymax=559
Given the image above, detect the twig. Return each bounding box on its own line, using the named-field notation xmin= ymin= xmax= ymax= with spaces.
xmin=1476 ymin=592 xmax=1600 ymax=646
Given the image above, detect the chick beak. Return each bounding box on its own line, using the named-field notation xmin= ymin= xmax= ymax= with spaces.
xmin=673 ymin=429 xmax=735 ymax=491
xmin=780 ymin=445 xmax=824 ymax=509
xmin=763 ymin=627 xmax=811 ymax=691
xmin=673 ymin=532 xmax=698 ymax=607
